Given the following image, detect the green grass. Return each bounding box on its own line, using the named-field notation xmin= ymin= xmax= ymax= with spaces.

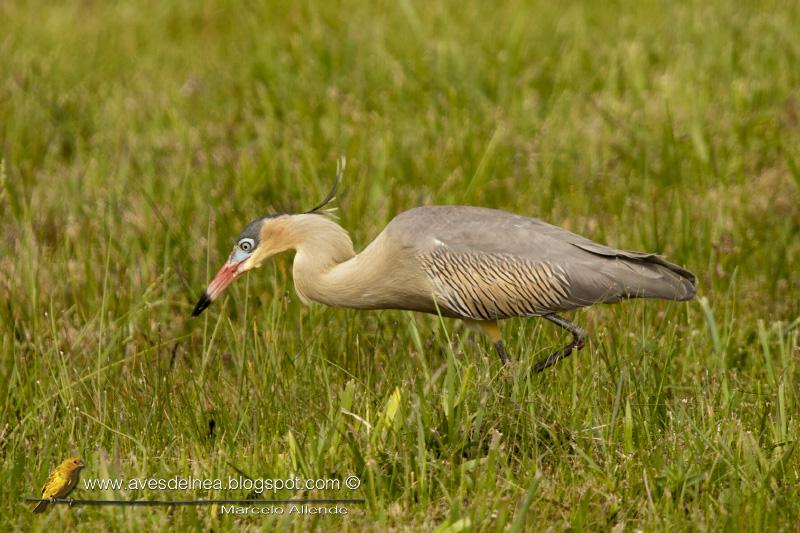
xmin=1 ymin=0 xmax=799 ymax=530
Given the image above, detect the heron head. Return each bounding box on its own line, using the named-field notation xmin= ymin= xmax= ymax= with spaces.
xmin=192 ymin=215 xmax=294 ymax=317
xmin=192 ymin=160 xmax=343 ymax=317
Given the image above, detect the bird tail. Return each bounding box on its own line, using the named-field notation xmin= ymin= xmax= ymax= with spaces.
xmin=32 ymin=500 xmax=48 ymax=513
xmin=609 ymin=255 xmax=697 ymax=301
xmin=568 ymin=242 xmax=697 ymax=303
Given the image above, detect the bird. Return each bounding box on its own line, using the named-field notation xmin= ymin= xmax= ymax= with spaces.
xmin=192 ymin=167 xmax=696 ymax=371
xmin=32 ymin=457 xmax=85 ymax=513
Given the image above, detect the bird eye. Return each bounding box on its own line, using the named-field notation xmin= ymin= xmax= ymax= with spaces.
xmin=238 ymin=238 xmax=255 ymax=253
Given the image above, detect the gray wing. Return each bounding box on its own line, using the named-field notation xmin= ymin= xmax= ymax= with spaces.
xmin=385 ymin=206 xmax=696 ymax=321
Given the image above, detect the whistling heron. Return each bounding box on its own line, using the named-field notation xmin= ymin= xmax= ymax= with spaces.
xmin=192 ymin=167 xmax=696 ymax=371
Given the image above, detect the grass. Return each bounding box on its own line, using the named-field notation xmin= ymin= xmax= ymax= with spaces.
xmin=1 ymin=0 xmax=799 ymax=530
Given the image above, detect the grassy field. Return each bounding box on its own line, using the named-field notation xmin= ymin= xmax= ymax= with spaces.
xmin=1 ymin=0 xmax=799 ymax=530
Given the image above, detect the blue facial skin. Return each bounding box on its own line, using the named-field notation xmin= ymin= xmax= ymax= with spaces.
xmin=229 ymin=217 xmax=266 ymax=262
xmin=230 ymin=213 xmax=286 ymax=261
xmin=229 ymin=246 xmax=252 ymax=264
xmin=192 ymin=215 xmax=283 ymax=317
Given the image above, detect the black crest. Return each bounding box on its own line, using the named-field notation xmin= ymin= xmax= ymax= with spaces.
xmin=305 ymin=157 xmax=345 ymax=215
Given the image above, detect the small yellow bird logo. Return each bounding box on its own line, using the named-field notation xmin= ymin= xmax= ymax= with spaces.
xmin=32 ymin=457 xmax=85 ymax=513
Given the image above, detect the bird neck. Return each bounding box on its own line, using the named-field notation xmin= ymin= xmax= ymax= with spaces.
xmin=288 ymin=214 xmax=356 ymax=267
xmin=288 ymin=214 xmax=377 ymax=308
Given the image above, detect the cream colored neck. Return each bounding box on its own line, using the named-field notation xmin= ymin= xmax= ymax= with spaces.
xmin=287 ymin=214 xmax=380 ymax=309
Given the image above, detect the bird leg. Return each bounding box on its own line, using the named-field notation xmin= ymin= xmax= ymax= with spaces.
xmin=494 ymin=340 xmax=509 ymax=365
xmin=462 ymin=319 xmax=509 ymax=364
xmin=533 ymin=314 xmax=587 ymax=373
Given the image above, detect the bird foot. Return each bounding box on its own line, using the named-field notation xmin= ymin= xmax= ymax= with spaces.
xmin=532 ymin=339 xmax=585 ymax=373
xmin=532 ymin=314 xmax=588 ymax=373
xmin=574 ymin=335 xmax=586 ymax=351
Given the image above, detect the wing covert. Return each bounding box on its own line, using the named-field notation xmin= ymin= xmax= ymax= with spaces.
xmin=419 ymin=246 xmax=573 ymax=320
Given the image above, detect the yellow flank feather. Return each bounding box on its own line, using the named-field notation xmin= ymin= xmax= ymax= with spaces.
xmin=32 ymin=457 xmax=85 ymax=513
